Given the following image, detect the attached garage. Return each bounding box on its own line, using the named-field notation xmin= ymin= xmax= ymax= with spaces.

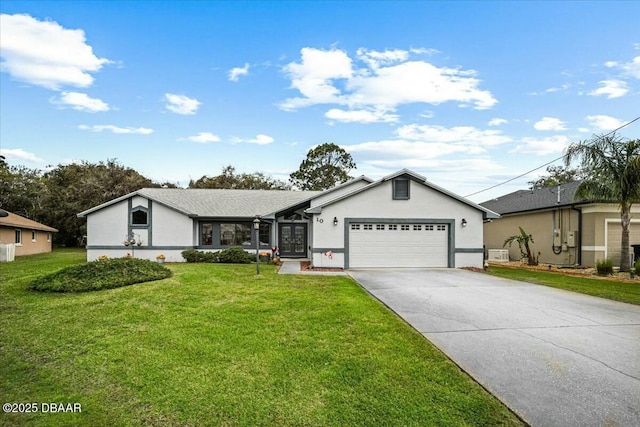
xmin=306 ymin=169 xmax=499 ymax=270
xmin=348 ymin=221 xmax=451 ymax=268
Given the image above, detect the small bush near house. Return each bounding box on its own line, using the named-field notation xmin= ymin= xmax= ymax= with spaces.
xmin=29 ymin=257 xmax=172 ymax=292
xmin=181 ymin=247 xmax=254 ymax=264
xmin=181 ymin=249 xmax=218 ymax=263
xmin=596 ymin=258 xmax=614 ymax=276
xmin=635 ymin=259 xmax=640 ymax=273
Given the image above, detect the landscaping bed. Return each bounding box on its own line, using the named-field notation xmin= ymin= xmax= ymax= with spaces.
xmin=488 ymin=261 xmax=639 ymax=282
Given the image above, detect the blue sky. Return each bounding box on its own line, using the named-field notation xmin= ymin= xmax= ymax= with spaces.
xmin=1 ymin=1 xmax=638 ymax=202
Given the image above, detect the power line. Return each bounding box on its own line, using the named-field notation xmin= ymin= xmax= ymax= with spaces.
xmin=464 ymin=115 xmax=640 ymax=198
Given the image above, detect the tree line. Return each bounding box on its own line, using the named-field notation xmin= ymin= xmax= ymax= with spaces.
xmin=0 ymin=143 xmax=356 ymax=246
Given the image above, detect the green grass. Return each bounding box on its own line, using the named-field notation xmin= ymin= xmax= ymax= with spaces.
xmin=486 ymin=266 xmax=640 ymax=305
xmin=1 ymin=249 xmax=522 ymax=426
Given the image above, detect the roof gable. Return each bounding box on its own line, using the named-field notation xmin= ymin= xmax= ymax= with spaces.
xmin=306 ymin=169 xmax=499 ymax=219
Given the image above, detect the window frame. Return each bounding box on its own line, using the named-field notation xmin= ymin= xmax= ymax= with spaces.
xmin=131 ymin=207 xmax=149 ymax=226
xmin=31 ymin=230 xmax=37 ymax=242
xmin=392 ymin=178 xmax=410 ymax=200
xmin=15 ymin=229 xmax=22 ymax=245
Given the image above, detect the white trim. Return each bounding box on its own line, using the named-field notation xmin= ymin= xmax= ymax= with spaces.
xmin=582 ymin=246 xmax=606 ymax=251
xmin=581 ymin=203 xmax=640 ymax=214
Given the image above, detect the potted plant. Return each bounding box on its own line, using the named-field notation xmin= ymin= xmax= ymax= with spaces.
xmin=156 ymin=254 xmax=166 ymax=264
xmin=259 ymin=251 xmax=271 ymax=263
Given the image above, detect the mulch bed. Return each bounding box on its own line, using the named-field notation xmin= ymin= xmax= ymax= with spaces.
xmin=487 ymin=261 xmax=639 ymax=283
xmin=300 ymin=261 xmax=345 ymax=273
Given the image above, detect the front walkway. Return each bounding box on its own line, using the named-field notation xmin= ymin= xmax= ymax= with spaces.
xmin=350 ymin=268 xmax=640 ymax=427
xmin=278 ymin=260 xmax=348 ymax=276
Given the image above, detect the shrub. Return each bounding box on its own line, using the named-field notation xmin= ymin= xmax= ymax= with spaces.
xmin=595 ymin=258 xmax=614 ymax=276
xmin=181 ymin=249 xmax=218 ymax=263
xmin=181 ymin=247 xmax=254 ymax=264
xmin=635 ymin=259 xmax=640 ymax=273
xmin=217 ymin=246 xmax=254 ymax=264
xmin=29 ymin=258 xmax=172 ymax=292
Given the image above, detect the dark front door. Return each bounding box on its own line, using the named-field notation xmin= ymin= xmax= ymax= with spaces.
xmin=279 ymin=223 xmax=307 ymax=258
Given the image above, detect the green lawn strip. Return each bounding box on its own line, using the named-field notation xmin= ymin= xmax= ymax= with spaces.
xmin=486 ymin=265 xmax=640 ymax=305
xmin=2 ymin=250 xmax=522 ymax=426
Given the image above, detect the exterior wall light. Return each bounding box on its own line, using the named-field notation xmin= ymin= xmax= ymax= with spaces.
xmin=333 ymin=217 xmax=338 ymax=226
xmin=461 ymin=218 xmax=468 ymax=227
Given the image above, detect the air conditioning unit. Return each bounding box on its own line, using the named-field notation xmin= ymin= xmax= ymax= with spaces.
xmin=488 ymin=249 xmax=509 ymax=262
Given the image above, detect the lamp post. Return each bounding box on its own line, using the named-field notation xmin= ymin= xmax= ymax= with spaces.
xmin=253 ymin=216 xmax=261 ymax=275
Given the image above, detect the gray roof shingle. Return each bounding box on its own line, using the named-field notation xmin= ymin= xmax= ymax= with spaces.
xmin=480 ymin=181 xmax=587 ymax=215
xmin=78 ymin=188 xmax=321 ymax=218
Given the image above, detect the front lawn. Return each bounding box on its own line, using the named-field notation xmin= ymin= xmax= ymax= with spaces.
xmin=1 ymin=250 xmax=522 ymax=426
xmin=486 ymin=265 xmax=640 ymax=305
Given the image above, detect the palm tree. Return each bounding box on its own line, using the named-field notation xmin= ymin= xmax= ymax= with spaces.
xmin=565 ymin=133 xmax=640 ymax=271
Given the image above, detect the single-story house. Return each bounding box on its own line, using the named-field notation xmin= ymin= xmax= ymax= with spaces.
xmin=480 ymin=181 xmax=640 ymax=267
xmin=0 ymin=210 xmax=58 ymax=258
xmin=77 ymin=169 xmax=499 ymax=268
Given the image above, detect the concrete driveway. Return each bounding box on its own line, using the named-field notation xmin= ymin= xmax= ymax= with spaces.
xmin=349 ymin=269 xmax=640 ymax=427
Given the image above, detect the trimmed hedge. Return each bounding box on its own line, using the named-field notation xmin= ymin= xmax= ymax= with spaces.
xmin=182 ymin=247 xmax=254 ymax=264
xmin=29 ymin=257 xmax=172 ymax=292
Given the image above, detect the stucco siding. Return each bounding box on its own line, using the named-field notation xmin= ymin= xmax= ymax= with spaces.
xmin=0 ymin=227 xmax=53 ymax=256
xmin=87 ymin=201 xmax=129 ymax=246
xmin=151 ymin=202 xmax=194 ymax=247
xmin=484 ymin=208 xmax=580 ymax=265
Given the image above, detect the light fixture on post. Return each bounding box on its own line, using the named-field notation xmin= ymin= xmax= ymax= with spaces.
xmin=461 ymin=218 xmax=467 ymax=227
xmin=333 ymin=217 xmax=338 ymax=226
xmin=253 ymin=216 xmax=261 ymax=275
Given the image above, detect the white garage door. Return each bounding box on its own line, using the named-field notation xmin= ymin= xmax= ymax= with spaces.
xmin=348 ymin=222 xmax=449 ymax=268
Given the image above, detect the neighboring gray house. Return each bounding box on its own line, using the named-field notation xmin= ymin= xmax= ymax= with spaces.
xmin=78 ymin=169 xmax=499 ymax=268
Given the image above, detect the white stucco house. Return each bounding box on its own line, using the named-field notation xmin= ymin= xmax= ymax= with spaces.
xmin=77 ymin=169 xmax=499 ymax=268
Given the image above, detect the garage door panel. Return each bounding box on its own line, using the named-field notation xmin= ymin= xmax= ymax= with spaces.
xmin=349 ymin=222 xmax=448 ymax=268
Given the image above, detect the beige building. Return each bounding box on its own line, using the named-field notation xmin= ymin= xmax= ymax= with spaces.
xmin=481 ymin=181 xmax=640 ymax=267
xmin=0 ymin=210 xmax=58 ymax=257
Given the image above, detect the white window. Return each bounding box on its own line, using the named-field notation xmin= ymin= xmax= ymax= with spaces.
xmin=425 ymin=225 xmax=434 ymax=231
xmin=437 ymin=225 xmax=446 ymax=231
xmin=47 ymin=232 xmax=51 ymax=242
xmin=389 ymin=224 xmax=398 ymax=231
xmin=413 ymin=225 xmax=422 ymax=231
xmin=376 ymin=224 xmax=385 ymax=230
xmin=401 ymin=224 xmax=410 ymax=231
xmin=351 ymin=224 xmax=360 ymax=230
xmin=32 ymin=230 xmax=37 ymax=242
xmin=15 ymin=229 xmax=22 ymax=245
xmin=363 ymin=224 xmax=373 ymax=230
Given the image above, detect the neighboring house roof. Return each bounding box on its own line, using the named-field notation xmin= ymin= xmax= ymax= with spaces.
xmin=480 ymin=181 xmax=588 ymax=215
xmin=0 ymin=210 xmax=58 ymax=232
xmin=306 ymin=169 xmax=500 ymax=219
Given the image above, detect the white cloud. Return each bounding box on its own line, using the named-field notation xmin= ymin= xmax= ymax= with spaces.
xmin=621 ymin=56 xmax=640 ymax=79
xmin=165 ymin=93 xmax=201 ymax=115
xmin=534 ymin=117 xmax=566 ymax=131
xmin=182 ymin=132 xmax=221 ymax=143
xmin=588 ymin=79 xmax=629 ymax=98
xmin=231 ymin=134 xmax=275 ymax=145
xmin=0 ymin=148 xmax=43 ymax=163
xmin=279 ymin=46 xmax=497 ymax=113
xmin=0 ymin=13 xmax=111 ymax=90
xmin=585 ymin=115 xmax=624 ymax=131
xmin=545 ymin=83 xmax=571 ymax=93
xmin=511 ymin=135 xmax=570 ymax=155
xmin=228 ymin=63 xmax=250 ymax=81
xmin=395 ymin=124 xmax=512 ymax=147
xmin=78 ymin=125 xmax=153 ymax=134
xmin=246 ymin=134 xmax=274 ymax=145
xmin=488 ymin=118 xmax=508 ymax=126
xmin=325 ymin=108 xmax=399 ymax=123
xmin=51 ymin=91 xmax=109 ymax=112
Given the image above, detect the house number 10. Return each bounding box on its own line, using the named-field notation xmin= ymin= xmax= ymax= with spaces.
xmin=316 ymin=218 xmax=324 ymax=223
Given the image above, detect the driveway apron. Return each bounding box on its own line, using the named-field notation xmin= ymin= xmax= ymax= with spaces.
xmin=349 ymin=269 xmax=640 ymax=427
